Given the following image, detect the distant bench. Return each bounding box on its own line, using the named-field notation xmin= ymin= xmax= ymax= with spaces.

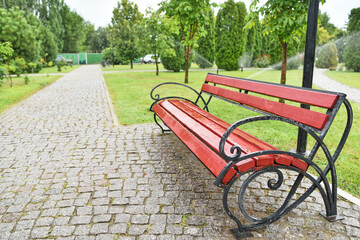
xmin=149 ymin=73 xmax=353 ymax=236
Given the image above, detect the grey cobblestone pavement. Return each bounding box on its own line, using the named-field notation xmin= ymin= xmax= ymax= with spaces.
xmin=0 ymin=65 xmax=359 ymax=239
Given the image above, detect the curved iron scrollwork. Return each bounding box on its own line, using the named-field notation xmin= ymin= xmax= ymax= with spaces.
xmin=223 ymin=164 xmax=336 ymax=233
xmin=217 ymin=115 xmax=344 ymax=234
xmin=149 ymin=82 xmax=209 ymax=112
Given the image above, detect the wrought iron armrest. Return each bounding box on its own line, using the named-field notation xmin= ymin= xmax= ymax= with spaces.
xmin=215 ymin=115 xmax=336 ymax=187
xmin=149 ymin=82 xmax=208 ymax=112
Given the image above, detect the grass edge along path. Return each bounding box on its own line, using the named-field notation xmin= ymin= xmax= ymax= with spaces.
xmin=325 ymin=70 xmax=360 ymax=90
xmin=103 ymin=70 xmax=360 ymax=199
xmin=0 ymin=75 xmax=61 ymax=114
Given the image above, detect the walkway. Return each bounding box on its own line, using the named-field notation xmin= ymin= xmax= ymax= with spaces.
xmin=0 ymin=65 xmax=359 ymax=239
xmin=314 ymin=68 xmax=360 ymax=104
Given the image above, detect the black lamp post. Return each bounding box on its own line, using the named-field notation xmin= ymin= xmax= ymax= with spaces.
xmin=297 ymin=0 xmax=320 ymax=154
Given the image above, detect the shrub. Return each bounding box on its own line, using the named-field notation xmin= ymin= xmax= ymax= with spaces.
xmin=27 ymin=62 xmax=42 ymax=73
xmin=344 ymin=32 xmax=360 ymax=72
xmin=24 ymin=75 xmax=30 ymax=85
xmin=253 ymin=55 xmax=270 ymax=68
xmin=273 ymin=54 xmax=301 ymax=70
xmin=11 ymin=58 xmax=27 ymax=76
xmin=57 ymin=59 xmax=66 ymax=72
xmin=316 ymin=42 xmax=338 ymax=68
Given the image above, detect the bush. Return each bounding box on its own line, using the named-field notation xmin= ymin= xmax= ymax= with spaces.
xmin=11 ymin=58 xmax=27 ymax=76
xmin=316 ymin=42 xmax=338 ymax=68
xmin=161 ymin=40 xmax=191 ymax=72
xmin=273 ymin=54 xmax=301 ymax=70
xmin=57 ymin=59 xmax=66 ymax=72
xmin=253 ymin=55 xmax=270 ymax=68
xmin=26 ymin=62 xmax=42 ymax=73
xmin=102 ymin=47 xmax=129 ymax=65
xmin=344 ymin=32 xmax=360 ymax=72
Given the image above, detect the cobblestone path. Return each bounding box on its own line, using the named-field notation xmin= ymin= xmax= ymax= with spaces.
xmin=0 ymin=65 xmax=359 ymax=239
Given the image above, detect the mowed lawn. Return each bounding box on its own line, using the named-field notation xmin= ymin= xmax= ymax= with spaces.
xmin=38 ymin=65 xmax=80 ymax=74
xmin=0 ymin=75 xmax=61 ymax=113
xmin=103 ymin=69 xmax=360 ymax=198
xmin=325 ymin=71 xmax=360 ymax=89
xmin=102 ymin=63 xmax=207 ymax=72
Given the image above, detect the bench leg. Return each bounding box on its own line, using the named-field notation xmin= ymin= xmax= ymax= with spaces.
xmin=222 ymin=177 xmax=254 ymax=238
xmin=154 ymin=113 xmax=171 ymax=133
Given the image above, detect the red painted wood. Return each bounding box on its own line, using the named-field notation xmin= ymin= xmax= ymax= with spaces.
xmin=178 ymin=100 xmax=277 ymax=151
xmin=256 ymin=156 xmax=275 ymax=167
xmin=205 ymin=74 xmax=339 ymax=109
xmin=275 ymin=155 xmax=293 ymax=166
xmin=291 ymin=158 xmax=308 ymax=171
xmin=159 ymin=100 xmax=234 ymax=156
xmin=236 ymin=159 xmax=256 ymax=173
xmin=153 ymin=103 xmax=236 ymax=184
xmin=201 ymin=84 xmax=330 ymax=130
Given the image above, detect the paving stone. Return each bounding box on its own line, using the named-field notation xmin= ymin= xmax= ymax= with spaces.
xmin=51 ymin=226 xmax=75 ymax=237
xmin=90 ymin=223 xmax=109 ymax=234
xmin=71 ymin=216 xmax=92 ymax=225
xmin=93 ymin=214 xmax=112 ymax=223
xmin=74 ymin=225 xmax=91 ymax=235
xmin=128 ymin=224 xmax=148 ymax=235
xmin=31 ymin=227 xmax=51 ymax=238
xmin=9 ymin=230 xmax=31 ymax=240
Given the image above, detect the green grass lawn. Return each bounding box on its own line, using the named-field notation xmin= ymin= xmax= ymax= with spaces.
xmin=0 ymin=75 xmax=61 ymax=113
xmin=102 ymin=63 xmax=208 ymax=72
xmin=325 ymin=70 xmax=360 ymax=89
xmin=38 ymin=65 xmax=80 ymax=74
xmin=103 ymin=69 xmax=360 ymax=198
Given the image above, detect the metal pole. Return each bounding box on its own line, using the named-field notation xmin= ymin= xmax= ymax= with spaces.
xmin=296 ymin=0 xmax=320 ymax=153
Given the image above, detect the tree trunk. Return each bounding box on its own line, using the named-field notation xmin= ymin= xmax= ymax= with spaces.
xmin=184 ymin=45 xmax=190 ymax=84
xmin=3 ymin=0 xmax=6 ymax=9
xmin=280 ymin=40 xmax=287 ymax=103
xmin=155 ymin=53 xmax=159 ymax=76
xmin=131 ymin=60 xmax=133 ymax=69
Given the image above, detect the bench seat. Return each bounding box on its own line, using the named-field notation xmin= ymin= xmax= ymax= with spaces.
xmin=153 ymin=99 xmax=308 ymax=184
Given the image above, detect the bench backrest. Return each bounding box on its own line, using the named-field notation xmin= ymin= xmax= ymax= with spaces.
xmin=201 ymin=73 xmax=344 ymax=131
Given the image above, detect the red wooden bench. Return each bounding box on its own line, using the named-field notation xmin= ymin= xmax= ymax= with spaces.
xmin=149 ymin=73 xmax=353 ymax=237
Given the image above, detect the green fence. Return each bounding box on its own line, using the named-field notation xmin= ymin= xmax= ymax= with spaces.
xmin=87 ymin=53 xmax=103 ymax=64
xmin=57 ymin=52 xmax=104 ymax=65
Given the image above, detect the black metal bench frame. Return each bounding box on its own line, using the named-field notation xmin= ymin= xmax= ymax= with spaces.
xmin=149 ymin=73 xmax=353 ymax=237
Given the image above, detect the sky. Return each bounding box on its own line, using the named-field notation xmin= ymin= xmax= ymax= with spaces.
xmin=63 ymin=0 xmax=359 ymax=30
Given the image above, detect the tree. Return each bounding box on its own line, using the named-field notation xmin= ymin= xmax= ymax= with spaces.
xmin=195 ymin=9 xmax=215 ymax=68
xmin=160 ymin=0 xmax=212 ymax=83
xmin=0 ymin=8 xmax=39 ymax=62
xmin=215 ymin=0 xmax=247 ymax=71
xmin=61 ymin=4 xmax=85 ymax=53
xmin=109 ymin=0 xmax=143 ymax=69
xmin=90 ymin=27 xmax=110 ymax=52
xmin=161 ymin=32 xmax=189 ymax=72
xmin=347 ymin=7 xmax=360 ymax=33
xmin=81 ymin=21 xmax=96 ymax=52
xmin=26 ymin=13 xmax=57 ymax=62
xmin=250 ymin=0 xmax=308 ymax=90
xmin=39 ymin=0 xmax=66 ymax=52
xmin=0 ymin=42 xmax=14 ymax=87
xmin=143 ymin=8 xmax=178 ymax=75
xmin=316 ymin=42 xmax=337 ymax=69
xmin=344 ymin=32 xmax=360 ymax=72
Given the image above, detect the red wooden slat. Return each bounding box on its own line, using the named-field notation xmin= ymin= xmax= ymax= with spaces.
xmin=153 ymin=103 xmax=237 ymax=184
xmin=160 ymin=100 xmax=235 ymax=155
xmin=173 ymin=100 xmax=308 ymax=170
xmin=201 ymin=84 xmax=330 ymax=130
xmin=178 ymin=100 xmax=277 ymax=151
xmin=205 ymin=74 xmax=339 ymax=109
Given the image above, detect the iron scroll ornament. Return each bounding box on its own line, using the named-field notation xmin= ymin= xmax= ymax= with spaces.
xmin=215 ymin=114 xmax=345 ymax=231
xmin=149 ymin=82 xmax=209 ymax=112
